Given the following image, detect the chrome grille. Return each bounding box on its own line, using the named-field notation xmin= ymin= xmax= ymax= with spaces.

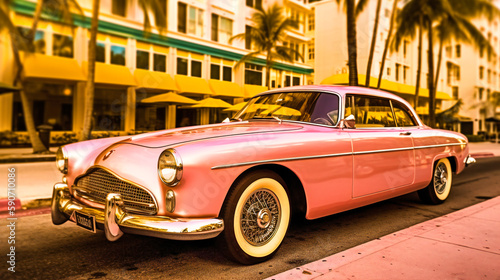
xmin=74 ymin=168 xmax=157 ymax=215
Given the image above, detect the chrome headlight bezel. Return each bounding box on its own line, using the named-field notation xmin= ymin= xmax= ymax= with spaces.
xmin=158 ymin=149 xmax=183 ymax=186
xmin=56 ymin=146 xmax=68 ymax=174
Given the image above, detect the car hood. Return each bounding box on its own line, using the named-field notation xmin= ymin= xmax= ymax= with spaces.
xmin=118 ymin=121 xmax=303 ymax=148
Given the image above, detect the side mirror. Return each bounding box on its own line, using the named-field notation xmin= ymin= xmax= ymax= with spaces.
xmin=338 ymin=114 xmax=356 ymax=129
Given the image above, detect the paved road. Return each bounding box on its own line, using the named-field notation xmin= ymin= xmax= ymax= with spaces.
xmin=1 ymin=157 xmax=499 ymax=280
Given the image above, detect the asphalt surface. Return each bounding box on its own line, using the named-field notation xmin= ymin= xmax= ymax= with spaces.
xmin=1 ymin=157 xmax=499 ymax=280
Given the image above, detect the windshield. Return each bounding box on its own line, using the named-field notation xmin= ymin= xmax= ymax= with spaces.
xmin=233 ymin=92 xmax=340 ymax=126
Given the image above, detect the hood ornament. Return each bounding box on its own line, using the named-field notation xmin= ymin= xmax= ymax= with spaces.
xmin=103 ymin=150 xmax=115 ymax=161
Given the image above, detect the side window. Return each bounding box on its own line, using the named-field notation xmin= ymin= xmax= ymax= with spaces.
xmin=310 ymin=93 xmax=339 ymax=125
xmin=349 ymin=95 xmax=396 ymax=127
xmin=392 ymin=101 xmax=417 ymax=127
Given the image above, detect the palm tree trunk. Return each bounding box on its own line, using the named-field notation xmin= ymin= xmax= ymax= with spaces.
xmin=414 ymin=15 xmax=423 ymax=109
xmin=434 ymin=36 xmax=444 ymax=91
xmin=427 ymin=18 xmax=436 ymax=128
xmin=9 ymin=31 xmax=47 ymax=153
xmin=377 ymin=0 xmax=398 ymax=89
xmin=346 ymin=0 xmax=358 ymax=86
xmin=266 ymin=51 xmax=272 ymax=89
xmin=80 ymin=0 xmax=100 ymax=141
xmin=365 ymin=0 xmax=382 ymax=88
xmin=26 ymin=0 xmax=44 ymax=43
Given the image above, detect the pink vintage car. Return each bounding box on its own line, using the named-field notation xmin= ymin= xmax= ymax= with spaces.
xmin=51 ymin=85 xmax=475 ymax=264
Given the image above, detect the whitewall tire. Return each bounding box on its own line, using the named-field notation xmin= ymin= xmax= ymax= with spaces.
xmin=418 ymin=158 xmax=453 ymax=204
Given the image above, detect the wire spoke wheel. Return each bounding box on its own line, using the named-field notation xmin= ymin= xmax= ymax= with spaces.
xmin=418 ymin=158 xmax=453 ymax=204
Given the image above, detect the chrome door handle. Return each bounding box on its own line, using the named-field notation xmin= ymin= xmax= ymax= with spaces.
xmin=400 ymin=132 xmax=412 ymax=136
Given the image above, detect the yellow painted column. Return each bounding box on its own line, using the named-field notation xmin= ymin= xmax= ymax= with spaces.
xmin=166 ymin=105 xmax=177 ymax=129
xmin=0 ymin=93 xmax=13 ymax=131
xmin=200 ymin=108 xmax=209 ymax=125
xmin=73 ymin=82 xmax=86 ymax=133
xmin=125 ymin=87 xmax=136 ymax=132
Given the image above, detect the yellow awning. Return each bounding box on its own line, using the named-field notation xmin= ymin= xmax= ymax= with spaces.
xmin=22 ymin=53 xmax=86 ymax=81
xmin=83 ymin=62 xmax=136 ymax=86
xmin=208 ymin=80 xmax=244 ymax=98
xmin=321 ymin=74 xmax=452 ymax=100
xmin=223 ymin=101 xmax=248 ymax=112
xmin=141 ymin=92 xmax=197 ymax=104
xmin=174 ymin=75 xmax=212 ymax=95
xmin=134 ymin=69 xmax=178 ymax=91
xmin=188 ymin=97 xmax=232 ymax=108
xmin=244 ymin=84 xmax=268 ymax=98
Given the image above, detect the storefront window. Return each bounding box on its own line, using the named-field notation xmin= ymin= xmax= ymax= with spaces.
xmin=17 ymin=27 xmax=45 ymax=54
xmin=53 ymin=34 xmax=73 ymax=58
xmin=93 ymin=88 xmax=126 ymax=131
xmin=135 ymin=92 xmax=166 ymax=131
xmin=110 ymin=45 xmax=126 ymax=65
xmin=177 ymin=58 xmax=188 ymax=75
xmin=245 ymin=63 xmax=262 ymax=85
xmin=12 ymin=83 xmax=73 ymax=131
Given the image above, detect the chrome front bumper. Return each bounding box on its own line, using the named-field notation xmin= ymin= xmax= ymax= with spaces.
xmin=465 ymin=154 xmax=476 ymax=167
xmin=51 ymin=183 xmax=224 ymax=241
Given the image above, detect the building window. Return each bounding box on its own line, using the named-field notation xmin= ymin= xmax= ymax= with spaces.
xmin=455 ymin=65 xmax=460 ymax=81
xmin=18 ymin=27 xmax=45 ymax=54
xmin=488 ymin=69 xmax=491 ymax=83
xmin=245 ymin=25 xmax=253 ymax=50
xmin=110 ymin=45 xmax=126 ymax=65
xmin=53 ymin=34 xmax=73 ymax=58
xmin=191 ymin=60 xmax=202 ymax=77
xmin=479 ymin=66 xmax=484 ymax=79
xmin=246 ymin=0 xmax=262 ymax=10
xmin=403 ymin=66 xmax=409 ymax=83
xmin=186 ymin=6 xmax=204 ymax=37
xmin=178 ymin=2 xmax=187 ymax=33
xmin=452 ymin=86 xmax=459 ymax=99
xmin=293 ymin=76 xmax=300 ymax=86
xmin=177 ymin=57 xmax=188 ymax=75
xmin=395 ymin=63 xmax=401 ymax=81
xmin=308 ymin=14 xmax=315 ymax=31
xmin=455 ymin=44 xmax=461 ymax=58
xmin=387 ymin=67 xmax=391 ymax=76
xmin=289 ymin=8 xmax=301 ymax=30
xmin=210 ymin=64 xmax=220 ymax=80
xmin=403 ymin=40 xmax=409 ymax=58
xmin=245 ymin=63 xmax=262 ymax=85
xmin=211 ymin=14 xmax=233 ymax=44
xmin=154 ymin=53 xmax=166 ymax=72
xmin=479 ymin=87 xmax=484 ymax=100
xmin=447 ymin=62 xmax=452 ymax=85
xmin=285 ymin=75 xmax=291 ymax=87
xmin=223 ymin=66 xmax=232 ymax=81
xmin=94 ymin=42 xmax=105 ymax=63
xmin=210 ymin=64 xmax=232 ymax=82
xmin=155 ymin=0 xmax=167 ymax=28
xmin=308 ymin=39 xmax=315 ymax=60
xmin=136 ymin=50 xmax=149 ymax=70
xmin=112 ymin=0 xmax=127 ymax=17
xmin=445 ymin=46 xmax=452 ymax=58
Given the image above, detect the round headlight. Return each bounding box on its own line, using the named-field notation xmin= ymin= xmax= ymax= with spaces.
xmin=158 ymin=149 xmax=183 ymax=186
xmin=56 ymin=147 xmax=68 ymax=174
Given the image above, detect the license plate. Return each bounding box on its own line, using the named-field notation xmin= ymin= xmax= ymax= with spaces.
xmin=74 ymin=211 xmax=96 ymax=233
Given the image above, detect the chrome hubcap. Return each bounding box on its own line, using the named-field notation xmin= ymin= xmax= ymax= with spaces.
xmin=434 ymin=162 xmax=448 ymax=194
xmin=240 ymin=189 xmax=280 ymax=246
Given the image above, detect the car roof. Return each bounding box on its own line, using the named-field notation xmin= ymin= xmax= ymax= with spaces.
xmin=263 ymin=85 xmax=406 ymax=102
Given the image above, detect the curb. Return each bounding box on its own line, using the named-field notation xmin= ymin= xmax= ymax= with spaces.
xmin=0 ymin=198 xmax=21 ymax=211
xmin=470 ymin=152 xmax=495 ymax=158
xmin=0 ymin=155 xmax=55 ymax=164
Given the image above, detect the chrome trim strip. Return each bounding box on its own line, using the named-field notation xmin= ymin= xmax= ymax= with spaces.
xmin=211 ymin=152 xmax=353 ymax=170
xmin=211 ymin=143 xmax=463 ymax=170
xmin=414 ymin=143 xmax=462 ymax=149
xmin=353 ymin=147 xmax=414 ymax=155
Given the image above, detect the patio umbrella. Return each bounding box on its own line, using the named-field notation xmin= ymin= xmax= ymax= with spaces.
xmin=188 ymin=98 xmax=232 ymax=109
xmin=141 ymin=92 xmax=198 ymax=105
xmin=0 ymin=82 xmax=20 ymax=94
xmin=223 ymin=102 xmax=248 ymax=112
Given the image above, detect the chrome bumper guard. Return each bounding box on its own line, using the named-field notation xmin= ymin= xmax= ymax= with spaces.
xmin=465 ymin=155 xmax=476 ymax=167
xmin=51 ymin=183 xmax=224 ymax=241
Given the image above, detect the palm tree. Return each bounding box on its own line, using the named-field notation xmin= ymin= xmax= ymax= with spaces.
xmin=230 ymin=4 xmax=302 ymax=90
xmin=376 ymin=0 xmax=398 ymax=89
xmin=81 ymin=0 xmax=168 ymax=140
xmin=364 ymin=0 xmax=382 ymax=88
xmin=334 ymin=0 xmax=358 ymax=86
xmin=1 ymin=0 xmax=82 ymax=153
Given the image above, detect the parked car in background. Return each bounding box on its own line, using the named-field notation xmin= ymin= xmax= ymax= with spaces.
xmin=51 ymin=85 xmax=475 ymax=264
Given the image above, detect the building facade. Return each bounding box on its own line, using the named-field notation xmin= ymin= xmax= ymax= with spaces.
xmin=314 ymin=0 xmax=500 ymax=136
xmin=0 ymin=0 xmax=315 ymax=140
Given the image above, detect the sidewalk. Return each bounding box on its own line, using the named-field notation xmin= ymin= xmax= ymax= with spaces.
xmin=268 ymin=195 xmax=500 ymax=280
xmin=0 ymin=147 xmax=57 ymax=163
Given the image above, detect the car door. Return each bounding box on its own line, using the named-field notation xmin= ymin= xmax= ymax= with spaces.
xmin=345 ymin=95 xmax=415 ymax=198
